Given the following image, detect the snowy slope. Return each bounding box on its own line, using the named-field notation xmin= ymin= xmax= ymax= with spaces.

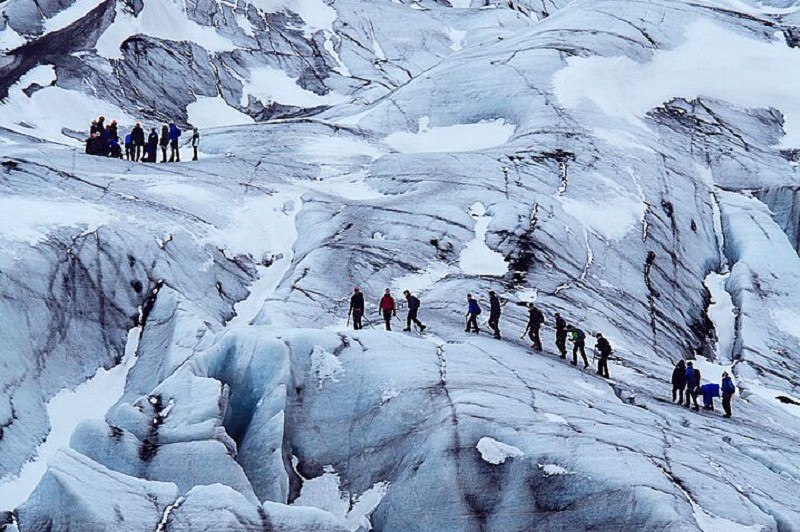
xmin=1 ymin=0 xmax=800 ymax=530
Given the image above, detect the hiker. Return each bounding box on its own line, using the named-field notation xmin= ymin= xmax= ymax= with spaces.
xmin=107 ymin=120 xmax=119 ymax=143
xmin=671 ymin=360 xmax=686 ymax=403
xmin=191 ymin=127 xmax=200 ymax=161
xmin=85 ymin=132 xmax=104 ymax=155
xmin=465 ymin=293 xmax=481 ymax=333
xmin=554 ymin=312 xmax=567 ymax=358
xmin=567 ymin=324 xmax=589 ymax=368
xmin=700 ymin=382 xmax=720 ymax=411
xmin=96 ymin=116 xmax=106 ymax=138
xmin=348 ymin=287 xmax=364 ymax=330
xmin=90 ymin=119 xmax=100 ymax=136
xmin=595 ymin=333 xmax=612 ymax=378
xmin=721 ymin=371 xmax=736 ymax=418
xmin=488 ymin=291 xmax=501 ymax=339
xmin=684 ymin=361 xmax=700 ymax=411
xmin=131 ymin=123 xmax=145 ymax=162
xmin=108 ymin=139 xmax=122 ymax=159
xmin=146 ymin=128 xmax=159 ymax=162
xmin=522 ymin=303 xmax=544 ymax=350
xmin=124 ymin=133 xmax=132 ymax=160
xmin=168 ymin=122 xmax=181 ymax=162
xmin=160 ymin=124 xmax=169 ymax=163
xmin=403 ymin=290 xmax=425 ymax=332
xmin=378 ymin=288 xmax=396 ymax=331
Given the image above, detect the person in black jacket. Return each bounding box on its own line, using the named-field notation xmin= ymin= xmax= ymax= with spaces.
xmin=595 ymin=333 xmax=612 ymax=378
xmin=522 ymin=303 xmax=544 ymax=350
xmin=488 ymin=291 xmax=501 ymax=339
xmin=130 ymin=123 xmax=145 ymax=162
xmin=402 ymin=290 xmax=425 ymax=332
xmin=554 ymin=312 xmax=567 ymax=358
xmin=671 ymin=360 xmax=686 ymax=403
xmin=146 ymin=128 xmax=159 ymax=162
xmin=160 ymin=124 xmax=169 ymax=163
xmin=348 ymin=287 xmax=364 ymax=330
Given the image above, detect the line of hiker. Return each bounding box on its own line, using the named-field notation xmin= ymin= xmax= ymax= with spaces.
xmin=84 ymin=116 xmax=200 ymax=162
xmin=348 ymin=287 xmax=613 ymax=378
xmin=671 ymin=360 xmax=737 ymax=418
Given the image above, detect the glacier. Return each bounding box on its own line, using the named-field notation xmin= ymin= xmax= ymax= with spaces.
xmin=1 ymin=0 xmax=800 ymax=530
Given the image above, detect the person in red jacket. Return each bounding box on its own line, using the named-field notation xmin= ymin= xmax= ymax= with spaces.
xmin=379 ymin=288 xmax=396 ymax=331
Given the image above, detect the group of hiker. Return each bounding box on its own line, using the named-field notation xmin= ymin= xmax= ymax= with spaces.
xmin=84 ymin=116 xmax=200 ymax=162
xmin=348 ymin=287 xmax=614 ymax=378
xmin=672 ymin=360 xmax=737 ymax=418
xmin=348 ymin=286 xmax=738 ymax=418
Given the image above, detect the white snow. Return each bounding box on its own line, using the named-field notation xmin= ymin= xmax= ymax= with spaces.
xmin=384 ymin=117 xmax=515 ymax=153
xmin=310 ymin=345 xmax=343 ymax=389
xmin=0 ymin=65 xmax=134 ymax=143
xmin=538 ymin=464 xmax=575 ymax=477
xmin=449 ymin=0 xmax=472 ymax=7
xmin=447 ymin=27 xmax=467 ymax=51
xmin=0 ymin=327 xmax=140 ymax=509
xmin=476 ymin=437 xmax=524 ymax=465
xmin=394 ymin=261 xmax=454 ymax=294
xmin=0 ymin=25 xmax=27 ymax=52
xmin=301 ymin=136 xmax=385 ymax=164
xmin=543 ymin=413 xmax=568 ymax=424
xmin=559 ymin=183 xmax=644 ymax=241
xmin=206 ymin=195 xmax=298 ymax=259
xmin=240 ymin=66 xmax=349 ymax=108
xmin=704 ymin=272 xmax=736 ymax=363
xmin=186 ymin=96 xmax=254 ymax=129
xmin=245 ymin=0 xmax=337 ymax=35
xmin=0 ymin=197 xmax=114 ymax=245
xmin=553 ymin=19 xmax=800 ymax=148
xmin=43 ymin=0 xmax=104 ymax=34
xmin=292 ymin=465 xmax=388 ymax=531
xmin=459 ymin=202 xmax=509 ymax=276
xmin=95 ymin=0 xmax=236 ymax=60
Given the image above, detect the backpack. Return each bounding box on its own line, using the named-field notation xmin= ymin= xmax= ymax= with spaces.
xmin=408 ymin=296 xmax=420 ymax=310
xmin=722 ymin=378 xmax=736 ymax=395
xmin=576 ymin=329 xmax=585 ymax=341
xmin=693 ymin=369 xmax=701 ymax=386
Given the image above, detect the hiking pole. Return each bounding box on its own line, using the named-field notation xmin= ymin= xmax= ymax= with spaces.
xmin=347 ymin=313 xmax=351 ymax=328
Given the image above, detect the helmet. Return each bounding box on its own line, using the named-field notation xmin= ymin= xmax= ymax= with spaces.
xmin=722 ymin=371 xmax=729 ymax=377
xmin=353 ymin=287 xmax=360 ymax=292
xmin=596 ymin=333 xmax=603 ymax=338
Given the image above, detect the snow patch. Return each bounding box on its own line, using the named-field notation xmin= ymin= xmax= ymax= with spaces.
xmin=186 ymin=96 xmax=254 ymax=129
xmin=553 ymin=19 xmax=800 ymax=148
xmin=538 ymin=464 xmax=575 ymax=477
xmin=476 ymin=437 xmax=524 ymax=465
xmin=310 ymin=345 xmax=343 ymax=389
xmin=0 ymin=197 xmax=114 ymax=245
xmin=0 ymin=327 xmax=141 ymax=509
xmin=704 ymin=272 xmax=736 ymax=364
xmin=459 ymin=202 xmax=509 ymax=276
xmin=559 ymin=183 xmax=644 ymax=241
xmin=384 ymin=117 xmax=515 ymax=153
xmin=95 ymin=0 xmax=236 ymax=60
xmin=241 ymin=66 xmax=349 ymax=108
xmin=293 ymin=465 xmax=388 ymax=531
xmin=543 ymin=413 xmax=568 ymax=424
xmin=245 ymin=0 xmax=337 ymax=35
xmin=0 ymin=25 xmax=27 ymax=52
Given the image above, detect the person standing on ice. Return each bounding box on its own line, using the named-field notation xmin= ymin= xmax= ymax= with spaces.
xmin=672 ymin=360 xmax=686 ymax=404
xmin=721 ymin=371 xmax=736 ymax=418
xmin=595 ymin=333 xmax=612 ymax=378
xmin=168 ymin=122 xmax=182 ymax=162
xmin=684 ymin=361 xmax=701 ymax=410
xmin=348 ymin=287 xmax=365 ymax=330
xmin=124 ymin=132 xmax=132 ymax=160
xmin=191 ymin=127 xmax=200 ymax=161
xmin=465 ymin=293 xmax=481 ymax=333
xmin=402 ymin=290 xmax=426 ymax=332
xmin=522 ymin=303 xmax=544 ymax=350
xmin=378 ymin=288 xmax=396 ymax=331
xmin=131 ymin=123 xmax=145 ymax=162
xmin=488 ymin=291 xmax=501 ymax=339
xmin=160 ymin=124 xmax=169 ymax=163
xmin=554 ymin=312 xmax=567 ymax=358
xmin=567 ymin=324 xmax=589 ymax=368
xmin=146 ymin=128 xmax=159 ymax=162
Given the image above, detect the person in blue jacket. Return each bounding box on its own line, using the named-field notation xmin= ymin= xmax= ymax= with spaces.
xmin=168 ymin=122 xmax=182 ymax=162
xmin=700 ymin=382 xmax=720 ymax=410
xmin=684 ymin=361 xmax=701 ymax=410
xmin=721 ymin=371 xmax=736 ymax=418
xmin=124 ymin=133 xmax=132 ymax=160
xmin=465 ymin=293 xmax=481 ymax=333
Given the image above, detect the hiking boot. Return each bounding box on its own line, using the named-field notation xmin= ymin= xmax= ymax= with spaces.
xmin=559 ymin=354 xmax=566 ymax=359
xmin=494 ymin=334 xmax=501 ymax=340
xmin=403 ymin=328 xmax=411 ymax=332
xmin=584 ymin=364 xmax=589 ymax=369
xmin=420 ymin=324 xmax=426 ymax=332
xmin=723 ymin=414 xmax=731 ymax=418
xmin=570 ymin=361 xmax=577 ymax=366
